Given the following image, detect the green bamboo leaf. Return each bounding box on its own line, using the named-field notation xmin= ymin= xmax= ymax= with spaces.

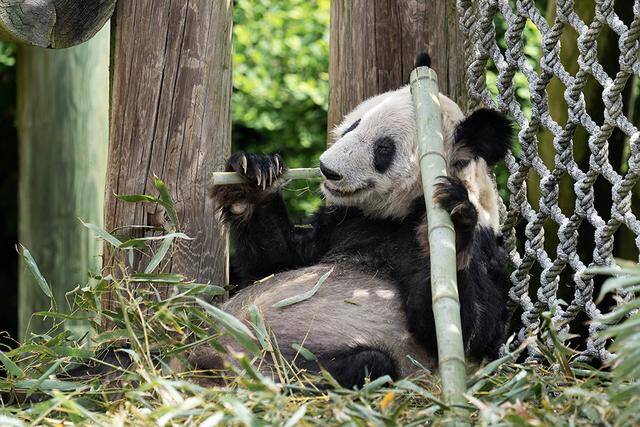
xmin=292 ymin=343 xmax=316 ymax=361
xmin=200 ymin=414 xmax=224 ymax=427
xmin=361 ymin=374 xmax=392 ymax=393
xmin=0 ymin=416 xmax=25 ymax=427
xmin=5 ymin=344 xmax=56 ymax=358
xmin=145 ymin=235 xmax=173 ymax=273
xmin=597 ymin=275 xmax=640 ymax=302
xmin=284 ymin=405 xmax=307 ymax=427
xmin=154 ymin=176 xmax=179 ymax=228
xmin=0 ymin=350 xmax=24 ymax=378
xmin=248 ymin=305 xmax=272 ymax=351
xmin=15 ymin=378 xmax=83 ymax=392
xmin=129 ymin=273 xmax=186 ymax=283
xmin=600 ymin=299 xmax=640 ymax=324
xmin=80 ymin=220 xmax=122 ymax=247
xmin=395 ymin=380 xmax=445 ymax=406
xmin=119 ymin=232 xmax=192 ymax=249
xmin=32 ymin=312 xmax=93 ymax=321
xmin=221 ymin=396 xmax=255 ymax=426
xmin=93 ymin=329 xmax=131 ymax=346
xmin=115 ymin=194 xmax=160 ymax=203
xmin=170 ymin=283 xmax=226 ymax=299
xmin=27 ymin=359 xmax=63 ymax=397
xmin=196 ymin=298 xmax=259 ymax=354
xmin=586 ymin=266 xmax=640 ymax=277
xmin=17 ymin=245 xmax=52 ymax=298
xmin=272 ymin=266 xmax=333 ymax=308
xmin=49 ymin=346 xmax=94 ymax=359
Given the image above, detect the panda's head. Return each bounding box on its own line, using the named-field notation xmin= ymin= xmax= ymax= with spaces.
xmin=319 ymin=86 xmax=513 ymax=222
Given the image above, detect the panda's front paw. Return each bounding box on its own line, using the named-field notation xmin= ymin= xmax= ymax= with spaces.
xmin=225 ymin=152 xmax=287 ymax=190
xmin=433 ymin=176 xmax=477 ymax=232
xmin=209 ymin=152 xmax=287 ymax=222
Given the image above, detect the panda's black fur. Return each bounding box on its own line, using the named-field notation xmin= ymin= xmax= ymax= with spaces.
xmin=207 ymin=99 xmax=513 ymax=388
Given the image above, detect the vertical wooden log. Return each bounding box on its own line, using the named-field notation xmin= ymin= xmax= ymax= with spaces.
xmin=18 ymin=26 xmax=110 ymax=338
xmin=328 ymin=0 xmax=467 ymax=134
xmin=103 ymin=1 xmax=232 ymax=312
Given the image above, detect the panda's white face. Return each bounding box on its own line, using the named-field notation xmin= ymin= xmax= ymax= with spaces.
xmin=319 ymin=86 xmax=464 ymax=219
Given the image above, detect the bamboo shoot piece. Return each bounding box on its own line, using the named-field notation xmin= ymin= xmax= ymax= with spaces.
xmin=210 ymin=168 xmax=322 ymax=186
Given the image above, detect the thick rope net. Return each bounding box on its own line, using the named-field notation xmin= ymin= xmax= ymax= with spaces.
xmin=457 ymin=0 xmax=640 ymax=362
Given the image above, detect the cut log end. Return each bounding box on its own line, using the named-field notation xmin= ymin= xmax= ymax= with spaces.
xmin=0 ymin=0 xmax=116 ymax=48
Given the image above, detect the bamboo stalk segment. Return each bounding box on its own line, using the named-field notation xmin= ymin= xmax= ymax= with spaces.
xmin=410 ymin=66 xmax=466 ymax=405
xmin=210 ymin=168 xmax=322 ymax=186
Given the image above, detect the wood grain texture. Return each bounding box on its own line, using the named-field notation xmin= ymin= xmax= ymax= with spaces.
xmin=17 ymin=26 xmax=110 ymax=338
xmin=0 ymin=0 xmax=115 ymax=48
xmin=103 ymin=0 xmax=232 ymax=312
xmin=328 ymin=0 xmax=467 ymax=136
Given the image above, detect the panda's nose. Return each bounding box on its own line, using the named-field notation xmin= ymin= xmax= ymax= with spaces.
xmin=320 ymin=162 xmax=343 ymax=181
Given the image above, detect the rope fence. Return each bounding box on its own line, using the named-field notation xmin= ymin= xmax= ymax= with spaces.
xmin=457 ymin=0 xmax=640 ymax=362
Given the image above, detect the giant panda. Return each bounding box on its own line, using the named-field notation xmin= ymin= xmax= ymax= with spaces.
xmin=195 ymin=57 xmax=513 ymax=389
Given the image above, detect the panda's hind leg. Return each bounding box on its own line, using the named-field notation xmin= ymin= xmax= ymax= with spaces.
xmin=302 ymin=347 xmax=399 ymax=389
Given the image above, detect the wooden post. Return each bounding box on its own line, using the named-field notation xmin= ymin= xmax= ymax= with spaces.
xmin=103 ymin=1 xmax=232 ymax=312
xmin=328 ymin=0 xmax=467 ymax=134
xmin=0 ymin=0 xmax=115 ymax=48
xmin=17 ymin=26 xmax=110 ymax=338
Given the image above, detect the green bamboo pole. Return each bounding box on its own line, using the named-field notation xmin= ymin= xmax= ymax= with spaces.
xmin=18 ymin=26 xmax=110 ymax=339
xmin=210 ymin=168 xmax=322 ymax=186
xmin=410 ymin=66 xmax=466 ymax=405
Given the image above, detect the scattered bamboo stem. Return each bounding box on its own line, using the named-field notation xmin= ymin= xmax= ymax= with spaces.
xmin=210 ymin=168 xmax=322 ymax=186
xmin=410 ymin=66 xmax=466 ymax=406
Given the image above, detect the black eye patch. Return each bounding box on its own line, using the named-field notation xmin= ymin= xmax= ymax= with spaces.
xmin=373 ymin=137 xmax=396 ymax=173
xmin=342 ymin=119 xmax=361 ymax=136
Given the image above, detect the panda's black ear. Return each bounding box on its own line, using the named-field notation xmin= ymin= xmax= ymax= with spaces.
xmin=414 ymin=52 xmax=431 ymax=68
xmin=454 ymin=109 xmax=513 ymax=166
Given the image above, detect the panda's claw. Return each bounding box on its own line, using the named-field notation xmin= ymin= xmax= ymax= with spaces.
xmin=255 ymin=166 xmax=262 ymax=187
xmin=240 ymin=154 xmax=247 ymax=174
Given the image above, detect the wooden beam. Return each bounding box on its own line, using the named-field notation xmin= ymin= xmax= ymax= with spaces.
xmin=103 ymin=0 xmax=232 ymax=313
xmin=0 ymin=0 xmax=115 ymax=48
xmin=18 ymin=26 xmax=110 ymax=337
xmin=328 ymin=0 xmax=467 ymax=134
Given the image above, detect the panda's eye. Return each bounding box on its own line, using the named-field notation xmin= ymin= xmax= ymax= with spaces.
xmin=342 ymin=119 xmax=361 ymax=136
xmin=373 ymin=136 xmax=396 ymax=173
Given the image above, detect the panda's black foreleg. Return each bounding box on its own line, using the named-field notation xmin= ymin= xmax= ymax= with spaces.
xmin=398 ymin=176 xmax=481 ymax=357
xmin=210 ymin=152 xmax=326 ymax=288
xmin=300 ymin=347 xmax=398 ymax=389
xmin=433 ymin=176 xmax=478 ymax=264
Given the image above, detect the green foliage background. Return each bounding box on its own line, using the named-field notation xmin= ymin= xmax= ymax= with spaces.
xmin=232 ymin=0 xmax=330 ymax=218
